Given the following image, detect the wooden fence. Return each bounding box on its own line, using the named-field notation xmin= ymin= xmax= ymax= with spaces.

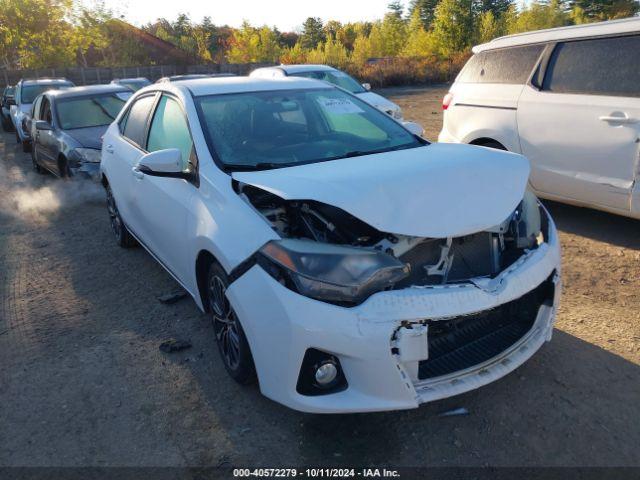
xmin=0 ymin=63 xmax=276 ymax=86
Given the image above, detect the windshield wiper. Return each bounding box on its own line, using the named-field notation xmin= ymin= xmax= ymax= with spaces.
xmin=223 ymin=161 xmax=301 ymax=172
xmin=340 ymin=143 xmax=418 ymax=160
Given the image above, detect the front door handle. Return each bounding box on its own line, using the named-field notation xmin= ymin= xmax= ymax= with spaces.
xmin=599 ymin=114 xmax=638 ymax=125
xmin=131 ymin=166 xmax=145 ymax=180
xmin=105 ymin=145 xmax=114 ymax=154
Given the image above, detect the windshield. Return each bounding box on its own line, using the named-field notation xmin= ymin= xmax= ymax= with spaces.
xmin=119 ymin=80 xmax=150 ymax=91
xmin=21 ymin=83 xmax=73 ymax=103
xmin=56 ymin=92 xmax=131 ymax=129
xmin=195 ymin=88 xmax=422 ymax=171
xmin=291 ymin=70 xmax=366 ymax=94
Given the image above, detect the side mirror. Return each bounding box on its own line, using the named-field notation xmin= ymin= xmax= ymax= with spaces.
xmin=137 ymin=148 xmax=190 ymax=180
xmin=35 ymin=120 xmax=52 ymax=131
xmin=362 ymin=83 xmax=372 ymax=91
xmin=402 ymin=121 xmax=424 ymax=137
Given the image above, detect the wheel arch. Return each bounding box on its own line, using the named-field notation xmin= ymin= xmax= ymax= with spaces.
xmin=469 ymin=137 xmax=508 ymax=150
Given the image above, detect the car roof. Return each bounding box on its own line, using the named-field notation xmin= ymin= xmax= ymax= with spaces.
xmin=112 ymin=77 xmax=150 ymax=83
xmin=20 ymin=78 xmax=73 ymax=86
xmin=474 ymin=16 xmax=640 ymax=52
xmin=150 ymin=76 xmax=332 ymax=97
xmin=263 ymin=64 xmax=338 ymax=74
xmin=46 ymin=84 xmax=132 ymax=99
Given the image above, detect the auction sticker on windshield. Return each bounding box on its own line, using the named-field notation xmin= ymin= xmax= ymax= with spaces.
xmin=317 ymin=97 xmax=364 ymax=115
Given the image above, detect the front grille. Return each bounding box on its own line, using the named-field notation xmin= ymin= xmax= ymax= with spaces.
xmin=417 ymin=273 xmax=555 ymax=380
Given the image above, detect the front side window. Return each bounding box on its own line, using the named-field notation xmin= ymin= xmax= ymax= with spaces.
xmin=147 ymin=95 xmax=194 ymax=171
xmin=122 ymin=94 xmax=157 ymax=147
xmin=196 ymin=87 xmax=423 ymax=171
xmin=543 ymin=35 xmax=640 ymax=97
xmin=292 ymin=70 xmax=366 ymax=94
xmin=56 ymin=92 xmax=131 ymax=130
xmin=21 ymin=82 xmax=74 ymax=104
xmin=41 ymin=98 xmax=52 ymax=124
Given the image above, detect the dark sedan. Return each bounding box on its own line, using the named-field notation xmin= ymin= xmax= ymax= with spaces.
xmin=30 ymin=84 xmax=132 ymax=180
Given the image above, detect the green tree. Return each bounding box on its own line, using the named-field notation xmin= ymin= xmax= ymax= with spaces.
xmin=477 ymin=11 xmax=503 ymax=43
xmin=568 ymin=0 xmax=638 ymax=19
xmin=408 ymin=0 xmax=439 ymax=29
xmin=431 ymin=0 xmax=476 ymax=57
xmin=380 ymin=10 xmax=407 ymax=56
xmin=402 ymin=8 xmax=435 ymax=57
xmin=300 ymin=17 xmax=325 ymax=49
xmin=506 ymin=0 xmax=569 ymax=34
xmin=226 ymin=21 xmax=260 ymax=62
xmin=387 ymin=0 xmax=404 ymax=17
xmin=256 ymin=26 xmax=282 ymax=63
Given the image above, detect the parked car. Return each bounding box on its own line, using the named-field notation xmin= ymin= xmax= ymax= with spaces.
xmin=155 ymin=73 xmax=236 ymax=83
xmin=30 ymin=84 xmax=132 ymax=180
xmin=101 ymin=77 xmax=561 ymax=413
xmin=11 ymin=78 xmax=75 ymax=152
xmin=1 ymin=86 xmax=15 ymax=132
xmin=439 ymin=17 xmax=640 ymax=220
xmin=250 ymin=65 xmax=405 ymax=122
xmin=111 ymin=77 xmax=151 ymax=92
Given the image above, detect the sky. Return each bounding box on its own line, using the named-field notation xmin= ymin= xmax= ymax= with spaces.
xmin=99 ymin=0 xmax=411 ymax=31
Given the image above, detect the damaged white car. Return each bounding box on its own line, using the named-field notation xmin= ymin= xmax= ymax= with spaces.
xmin=101 ymin=77 xmax=561 ymax=413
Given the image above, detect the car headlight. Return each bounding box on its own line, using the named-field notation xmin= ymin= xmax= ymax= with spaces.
xmin=258 ymin=239 xmax=410 ymax=305
xmin=73 ymin=148 xmax=102 ymax=163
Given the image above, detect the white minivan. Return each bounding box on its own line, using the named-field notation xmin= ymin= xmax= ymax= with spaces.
xmin=439 ymin=18 xmax=640 ymax=220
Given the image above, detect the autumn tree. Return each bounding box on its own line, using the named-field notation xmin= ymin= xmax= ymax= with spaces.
xmin=431 ymin=0 xmax=476 ymax=56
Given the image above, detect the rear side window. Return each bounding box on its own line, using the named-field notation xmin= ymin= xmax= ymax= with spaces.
xmin=122 ymin=94 xmax=156 ymax=147
xmin=543 ymin=35 xmax=640 ymax=97
xmin=458 ymin=45 xmax=544 ymax=84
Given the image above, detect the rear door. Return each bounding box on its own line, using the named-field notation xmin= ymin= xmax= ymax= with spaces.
xmin=105 ymin=92 xmax=159 ymax=231
xmin=518 ymin=35 xmax=640 ymax=213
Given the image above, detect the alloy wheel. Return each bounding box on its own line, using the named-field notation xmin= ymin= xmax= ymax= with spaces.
xmin=209 ymin=275 xmax=241 ymax=371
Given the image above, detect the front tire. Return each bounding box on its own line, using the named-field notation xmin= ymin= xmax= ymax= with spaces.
xmin=207 ymin=262 xmax=256 ymax=385
xmin=106 ymin=184 xmax=137 ymax=248
xmin=31 ymin=146 xmax=44 ymax=174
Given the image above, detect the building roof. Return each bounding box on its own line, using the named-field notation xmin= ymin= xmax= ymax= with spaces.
xmin=474 ymin=16 xmax=640 ymax=53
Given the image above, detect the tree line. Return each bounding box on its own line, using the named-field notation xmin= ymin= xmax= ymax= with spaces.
xmin=0 ymin=0 xmax=638 ymax=71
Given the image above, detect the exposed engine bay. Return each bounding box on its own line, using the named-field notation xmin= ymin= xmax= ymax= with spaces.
xmin=237 ymin=182 xmax=545 ymax=291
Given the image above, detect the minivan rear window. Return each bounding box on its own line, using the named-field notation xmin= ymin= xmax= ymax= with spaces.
xmin=543 ymin=35 xmax=640 ymax=98
xmin=457 ymin=45 xmax=544 ymax=85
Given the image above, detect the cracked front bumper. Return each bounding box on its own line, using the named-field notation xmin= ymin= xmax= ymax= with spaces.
xmin=226 ymin=213 xmax=561 ymax=413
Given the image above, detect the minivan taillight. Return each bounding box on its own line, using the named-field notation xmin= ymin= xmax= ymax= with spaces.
xmin=443 ymin=93 xmax=454 ymax=111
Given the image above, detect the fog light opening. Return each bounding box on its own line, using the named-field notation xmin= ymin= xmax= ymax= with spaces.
xmin=296 ymin=348 xmax=348 ymax=396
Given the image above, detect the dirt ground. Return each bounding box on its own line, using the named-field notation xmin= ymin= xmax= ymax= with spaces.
xmin=1 ymin=86 xmax=639 ymax=468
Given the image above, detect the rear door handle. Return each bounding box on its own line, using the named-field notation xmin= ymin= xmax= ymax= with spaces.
xmin=599 ymin=114 xmax=638 ymax=125
xmin=131 ymin=166 xmax=144 ymax=180
xmin=105 ymin=145 xmax=114 ymax=154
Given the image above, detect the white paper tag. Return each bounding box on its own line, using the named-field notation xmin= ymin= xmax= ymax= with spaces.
xmin=318 ymin=97 xmax=364 ymax=115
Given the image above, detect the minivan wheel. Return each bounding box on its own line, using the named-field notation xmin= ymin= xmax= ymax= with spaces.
xmin=207 ymin=262 xmax=256 ymax=385
xmin=106 ymin=185 xmax=137 ymax=248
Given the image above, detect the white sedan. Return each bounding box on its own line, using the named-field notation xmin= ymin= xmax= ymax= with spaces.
xmin=101 ymin=77 xmax=561 ymax=413
xmin=250 ymin=65 xmax=405 ymax=120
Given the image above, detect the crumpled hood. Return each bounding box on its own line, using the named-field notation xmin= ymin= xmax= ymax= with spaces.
xmin=356 ymin=91 xmax=400 ymax=114
xmin=233 ymin=143 xmax=530 ymax=238
xmin=64 ymin=125 xmax=108 ymax=149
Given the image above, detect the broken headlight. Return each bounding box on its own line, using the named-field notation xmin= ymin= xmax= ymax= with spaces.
xmin=72 ymin=148 xmax=102 ymax=163
xmin=258 ymin=239 xmax=410 ymax=305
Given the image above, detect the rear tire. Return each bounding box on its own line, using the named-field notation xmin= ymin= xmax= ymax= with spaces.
xmin=207 ymin=262 xmax=256 ymax=385
xmin=106 ymin=184 xmax=137 ymax=248
xmin=22 ymin=139 xmax=31 ymax=153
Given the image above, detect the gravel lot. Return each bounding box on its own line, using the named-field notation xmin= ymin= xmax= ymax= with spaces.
xmin=1 ymin=86 xmax=639 ymax=468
